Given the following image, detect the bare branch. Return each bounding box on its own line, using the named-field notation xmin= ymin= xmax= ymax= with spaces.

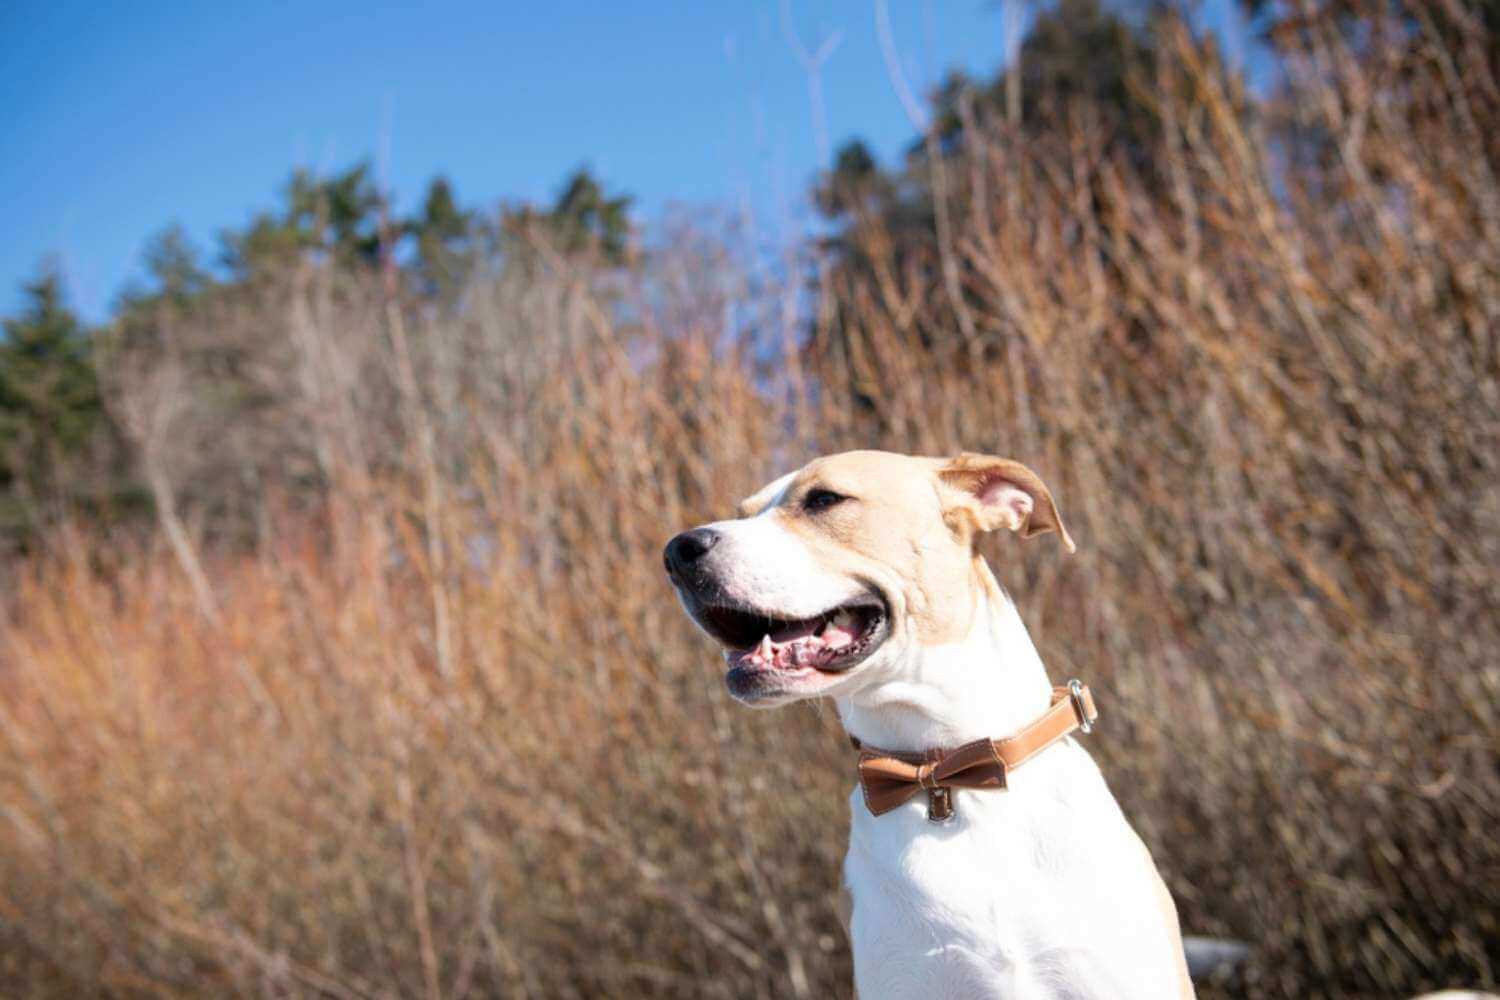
xmin=781 ymin=0 xmax=845 ymax=168
xmin=874 ymin=0 xmax=930 ymax=132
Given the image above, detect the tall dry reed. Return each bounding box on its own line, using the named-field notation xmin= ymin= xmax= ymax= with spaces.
xmin=2 ymin=5 xmax=1497 ymax=997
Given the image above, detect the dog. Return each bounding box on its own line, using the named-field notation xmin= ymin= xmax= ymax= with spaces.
xmin=664 ymin=450 xmax=1193 ymax=999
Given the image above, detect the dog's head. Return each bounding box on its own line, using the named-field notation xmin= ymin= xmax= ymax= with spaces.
xmin=663 ymin=450 xmax=1074 ymax=707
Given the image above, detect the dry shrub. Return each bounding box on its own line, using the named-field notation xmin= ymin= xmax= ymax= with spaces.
xmin=1 ymin=5 xmax=1497 ymax=997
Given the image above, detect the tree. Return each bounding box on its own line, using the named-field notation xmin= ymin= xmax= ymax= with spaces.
xmin=805 ymin=0 xmax=1180 ymax=409
xmin=549 ymin=168 xmax=632 ymax=261
xmin=899 ymin=0 xmax=1164 ymax=172
xmin=141 ymin=224 xmax=211 ymax=305
xmin=814 ymin=139 xmax=894 ymax=219
xmin=995 ymin=0 xmax=1160 ymax=140
xmin=410 ymin=176 xmax=480 ymax=300
xmin=220 ymin=163 xmax=387 ymax=277
xmin=0 ymin=265 xmax=109 ymax=528
xmin=505 ymin=168 xmax=633 ymax=265
xmin=818 ymin=0 xmax=1167 ymax=237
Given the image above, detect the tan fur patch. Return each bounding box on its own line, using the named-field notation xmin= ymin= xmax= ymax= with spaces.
xmin=734 ymin=451 xmax=1069 ymax=646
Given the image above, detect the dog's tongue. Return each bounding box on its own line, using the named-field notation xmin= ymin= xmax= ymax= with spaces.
xmin=820 ymin=613 xmax=859 ymax=649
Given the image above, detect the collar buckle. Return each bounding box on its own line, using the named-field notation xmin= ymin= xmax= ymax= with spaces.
xmin=926 ymin=787 xmax=956 ymax=824
xmin=1067 ymin=678 xmax=1095 ymax=734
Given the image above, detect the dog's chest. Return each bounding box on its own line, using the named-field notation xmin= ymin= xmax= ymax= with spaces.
xmin=843 ymin=785 xmax=1079 ymax=968
xmin=842 ymin=747 xmax=1168 ymax=998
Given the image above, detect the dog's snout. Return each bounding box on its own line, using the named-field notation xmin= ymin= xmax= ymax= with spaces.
xmin=664 ymin=528 xmax=719 ymax=575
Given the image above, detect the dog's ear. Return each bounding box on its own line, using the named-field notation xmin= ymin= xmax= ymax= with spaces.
xmin=736 ymin=471 xmax=796 ymax=519
xmin=937 ymin=453 xmax=1076 ymax=553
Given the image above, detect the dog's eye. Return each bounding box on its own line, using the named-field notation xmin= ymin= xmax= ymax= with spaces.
xmin=803 ymin=488 xmax=850 ymax=512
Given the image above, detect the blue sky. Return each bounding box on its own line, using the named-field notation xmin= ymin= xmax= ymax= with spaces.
xmin=2 ymin=1 xmax=1037 ymax=322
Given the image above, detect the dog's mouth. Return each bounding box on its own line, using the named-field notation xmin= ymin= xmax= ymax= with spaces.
xmin=694 ymin=592 xmax=889 ymax=677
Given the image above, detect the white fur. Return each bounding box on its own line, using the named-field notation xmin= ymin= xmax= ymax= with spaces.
xmin=678 ymin=493 xmax=1188 ymax=997
xmin=838 ymin=591 xmax=1184 ymax=999
xmin=699 ymin=512 xmax=871 ymax=623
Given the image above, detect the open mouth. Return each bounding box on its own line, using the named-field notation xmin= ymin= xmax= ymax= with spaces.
xmin=695 ymin=593 xmax=889 ymax=677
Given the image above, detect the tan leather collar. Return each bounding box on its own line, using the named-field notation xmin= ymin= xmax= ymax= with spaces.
xmin=852 ymin=681 xmax=1099 ymax=823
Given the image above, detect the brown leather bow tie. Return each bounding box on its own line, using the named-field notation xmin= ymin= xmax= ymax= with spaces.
xmin=853 ymin=681 xmax=1099 ymax=823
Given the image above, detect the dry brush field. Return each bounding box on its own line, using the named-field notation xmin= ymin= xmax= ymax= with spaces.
xmin=2 ymin=8 xmax=1498 ymax=998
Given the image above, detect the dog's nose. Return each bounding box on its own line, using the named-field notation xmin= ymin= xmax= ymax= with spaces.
xmin=664 ymin=528 xmax=719 ymax=575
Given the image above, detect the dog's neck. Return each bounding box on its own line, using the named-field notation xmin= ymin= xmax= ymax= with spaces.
xmin=835 ymin=560 xmax=1054 ymax=752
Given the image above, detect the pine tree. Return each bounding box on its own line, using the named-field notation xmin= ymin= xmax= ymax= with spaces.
xmin=0 ymin=265 xmax=106 ymax=518
xmin=548 ymin=168 xmax=632 ymax=261
xmin=411 ymin=176 xmax=479 ymax=300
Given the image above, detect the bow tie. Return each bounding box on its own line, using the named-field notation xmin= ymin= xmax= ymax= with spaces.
xmin=853 ymin=681 xmax=1098 ymax=823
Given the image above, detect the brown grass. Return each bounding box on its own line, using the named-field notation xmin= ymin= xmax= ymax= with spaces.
xmin=2 ymin=5 xmax=1498 ymax=997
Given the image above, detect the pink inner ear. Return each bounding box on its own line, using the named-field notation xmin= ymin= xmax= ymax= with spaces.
xmin=978 ymin=477 xmax=1033 ymax=531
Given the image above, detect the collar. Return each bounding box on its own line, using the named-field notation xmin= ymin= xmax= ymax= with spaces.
xmin=851 ymin=680 xmax=1098 ymax=823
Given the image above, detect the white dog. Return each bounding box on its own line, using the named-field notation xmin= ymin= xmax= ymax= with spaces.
xmin=664 ymin=450 xmax=1193 ymax=999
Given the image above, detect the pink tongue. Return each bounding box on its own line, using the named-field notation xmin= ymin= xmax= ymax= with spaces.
xmin=821 ymin=620 xmax=858 ymax=648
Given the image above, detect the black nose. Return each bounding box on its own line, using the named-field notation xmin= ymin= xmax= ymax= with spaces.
xmin=664 ymin=528 xmax=719 ymax=575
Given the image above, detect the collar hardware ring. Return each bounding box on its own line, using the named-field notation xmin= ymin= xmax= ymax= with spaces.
xmin=1067 ymin=679 xmax=1094 ymax=735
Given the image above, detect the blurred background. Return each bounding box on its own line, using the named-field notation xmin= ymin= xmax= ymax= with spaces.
xmin=1 ymin=1 xmax=1497 ymax=997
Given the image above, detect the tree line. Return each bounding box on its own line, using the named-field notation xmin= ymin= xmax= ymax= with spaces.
xmin=0 ymin=162 xmax=632 ymax=549
xmin=1 ymin=0 xmax=1482 ymax=551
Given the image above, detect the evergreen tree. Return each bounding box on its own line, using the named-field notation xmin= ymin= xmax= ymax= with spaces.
xmin=995 ymin=0 xmax=1160 ymax=142
xmin=808 ymin=0 xmax=1177 ymax=391
xmin=903 ymin=0 xmax=1164 ymax=170
xmin=287 ymin=163 xmax=385 ymax=264
xmin=0 ymin=265 xmax=106 ymax=514
xmin=549 ymin=168 xmax=632 ymax=261
xmin=141 ymin=224 xmax=211 ymax=304
xmin=814 ymin=139 xmax=893 ymax=219
xmin=220 ymin=163 xmax=387 ymax=277
xmin=506 ymin=168 xmax=633 ymax=264
xmin=411 ymin=176 xmax=479 ymax=300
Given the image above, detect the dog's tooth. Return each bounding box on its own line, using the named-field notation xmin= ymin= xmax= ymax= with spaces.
xmin=758 ymin=634 xmax=774 ymax=659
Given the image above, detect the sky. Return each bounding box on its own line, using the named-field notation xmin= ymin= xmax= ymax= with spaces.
xmin=1 ymin=1 xmax=1043 ymax=323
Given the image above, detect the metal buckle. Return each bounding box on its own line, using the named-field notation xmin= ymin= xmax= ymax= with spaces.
xmin=1068 ymin=679 xmax=1094 ymax=735
xmin=926 ymin=787 xmax=956 ymax=824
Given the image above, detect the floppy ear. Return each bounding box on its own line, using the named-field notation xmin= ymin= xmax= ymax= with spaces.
xmin=937 ymin=453 xmax=1076 ymax=553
